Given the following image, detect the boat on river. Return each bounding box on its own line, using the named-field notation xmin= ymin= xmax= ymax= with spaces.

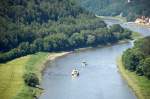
xmin=82 ymin=61 xmax=87 ymax=66
xmin=71 ymin=69 xmax=79 ymax=77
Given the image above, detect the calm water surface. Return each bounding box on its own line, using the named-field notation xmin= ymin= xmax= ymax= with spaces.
xmin=39 ymin=18 xmax=150 ymax=99
xmin=104 ymin=18 xmax=150 ymax=36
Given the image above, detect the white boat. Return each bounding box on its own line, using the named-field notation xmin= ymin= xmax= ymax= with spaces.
xmin=82 ymin=61 xmax=87 ymax=66
xmin=71 ymin=69 xmax=79 ymax=77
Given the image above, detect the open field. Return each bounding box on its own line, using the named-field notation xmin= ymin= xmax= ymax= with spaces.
xmin=0 ymin=52 xmax=68 ymax=99
xmin=117 ymin=57 xmax=150 ymax=99
xmin=0 ymin=56 xmax=29 ymax=99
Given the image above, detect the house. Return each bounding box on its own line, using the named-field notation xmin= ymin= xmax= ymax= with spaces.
xmin=135 ymin=16 xmax=150 ymax=26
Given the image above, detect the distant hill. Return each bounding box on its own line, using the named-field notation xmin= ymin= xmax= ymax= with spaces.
xmin=78 ymin=0 xmax=150 ymax=21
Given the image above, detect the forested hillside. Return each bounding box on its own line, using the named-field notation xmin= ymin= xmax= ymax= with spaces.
xmin=0 ymin=0 xmax=88 ymax=51
xmin=0 ymin=0 xmax=132 ymax=63
xmin=78 ymin=0 xmax=150 ymax=21
xmin=122 ymin=36 xmax=150 ymax=79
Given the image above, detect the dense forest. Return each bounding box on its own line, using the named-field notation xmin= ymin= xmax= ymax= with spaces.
xmin=78 ymin=0 xmax=150 ymax=21
xmin=122 ymin=36 xmax=150 ymax=79
xmin=0 ymin=0 xmax=132 ymax=63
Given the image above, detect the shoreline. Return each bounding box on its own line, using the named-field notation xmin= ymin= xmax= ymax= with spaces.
xmin=36 ymin=40 xmax=130 ymax=95
xmin=129 ymin=22 xmax=150 ymax=28
xmin=40 ymin=52 xmax=72 ymax=78
xmin=36 ymin=39 xmax=136 ymax=98
xmin=117 ymin=56 xmax=144 ymax=99
xmin=98 ymin=15 xmax=150 ymax=29
xmin=0 ymin=39 xmax=131 ymax=99
xmin=39 ymin=40 xmax=129 ymax=80
xmin=96 ymin=15 xmax=127 ymax=22
xmin=37 ymin=40 xmax=130 ymax=88
xmin=36 ymin=52 xmax=71 ymax=97
xmin=74 ymin=39 xmax=130 ymax=52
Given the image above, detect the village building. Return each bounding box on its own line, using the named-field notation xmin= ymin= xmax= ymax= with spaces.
xmin=135 ymin=16 xmax=150 ymax=26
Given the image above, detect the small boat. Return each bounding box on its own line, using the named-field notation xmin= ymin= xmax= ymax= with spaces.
xmin=71 ymin=69 xmax=79 ymax=77
xmin=82 ymin=61 xmax=87 ymax=66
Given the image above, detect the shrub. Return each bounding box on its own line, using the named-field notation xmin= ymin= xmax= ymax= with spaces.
xmin=23 ymin=73 xmax=39 ymax=87
xmin=143 ymin=58 xmax=150 ymax=79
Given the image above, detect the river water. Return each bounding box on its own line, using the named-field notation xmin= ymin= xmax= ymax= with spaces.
xmin=39 ymin=18 xmax=150 ymax=99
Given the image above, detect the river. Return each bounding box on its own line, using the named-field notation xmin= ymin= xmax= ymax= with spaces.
xmin=39 ymin=18 xmax=150 ymax=99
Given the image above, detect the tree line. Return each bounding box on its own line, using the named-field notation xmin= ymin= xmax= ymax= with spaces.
xmin=0 ymin=24 xmax=132 ymax=63
xmin=0 ymin=0 xmax=93 ymax=52
xmin=0 ymin=0 xmax=132 ymax=63
xmin=122 ymin=36 xmax=150 ymax=79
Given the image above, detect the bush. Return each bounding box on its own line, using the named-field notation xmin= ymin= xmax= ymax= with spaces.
xmin=122 ymin=37 xmax=150 ymax=79
xmin=110 ymin=24 xmax=124 ymax=33
xmin=122 ymin=48 xmax=144 ymax=71
xmin=23 ymin=73 xmax=39 ymax=87
xmin=136 ymin=66 xmax=144 ymax=76
xmin=143 ymin=58 xmax=150 ymax=79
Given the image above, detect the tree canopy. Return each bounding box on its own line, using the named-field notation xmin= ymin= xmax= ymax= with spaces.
xmin=0 ymin=0 xmax=132 ymax=63
xmin=122 ymin=36 xmax=150 ymax=79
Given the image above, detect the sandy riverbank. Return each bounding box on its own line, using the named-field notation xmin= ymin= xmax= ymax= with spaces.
xmin=39 ymin=52 xmax=71 ymax=78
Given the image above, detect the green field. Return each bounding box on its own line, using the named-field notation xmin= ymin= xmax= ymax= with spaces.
xmin=0 ymin=52 xmax=68 ymax=99
xmin=117 ymin=57 xmax=150 ymax=99
xmin=0 ymin=52 xmax=49 ymax=99
xmin=0 ymin=56 xmax=28 ymax=99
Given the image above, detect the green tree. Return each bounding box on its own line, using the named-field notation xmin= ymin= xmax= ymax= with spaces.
xmin=23 ymin=73 xmax=39 ymax=87
xmin=134 ymin=37 xmax=150 ymax=56
xmin=110 ymin=24 xmax=124 ymax=33
xmin=86 ymin=35 xmax=95 ymax=45
xmin=142 ymin=58 xmax=150 ymax=79
xmin=122 ymin=36 xmax=150 ymax=78
xmin=33 ymin=38 xmax=43 ymax=51
xmin=122 ymin=48 xmax=144 ymax=71
xmin=18 ymin=42 xmax=30 ymax=55
xmin=69 ymin=33 xmax=85 ymax=47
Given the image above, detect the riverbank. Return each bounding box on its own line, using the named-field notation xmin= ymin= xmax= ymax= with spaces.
xmin=128 ymin=22 xmax=150 ymax=28
xmin=0 ymin=38 xmax=136 ymax=99
xmin=75 ymin=39 xmax=130 ymax=52
xmin=117 ymin=57 xmax=150 ymax=99
xmin=0 ymin=52 xmax=70 ymax=99
xmin=0 ymin=39 xmax=132 ymax=99
xmin=98 ymin=15 xmax=150 ymax=29
xmin=96 ymin=15 xmax=127 ymax=22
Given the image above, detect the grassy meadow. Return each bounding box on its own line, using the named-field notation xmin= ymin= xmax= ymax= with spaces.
xmin=0 ymin=52 xmax=49 ymax=99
